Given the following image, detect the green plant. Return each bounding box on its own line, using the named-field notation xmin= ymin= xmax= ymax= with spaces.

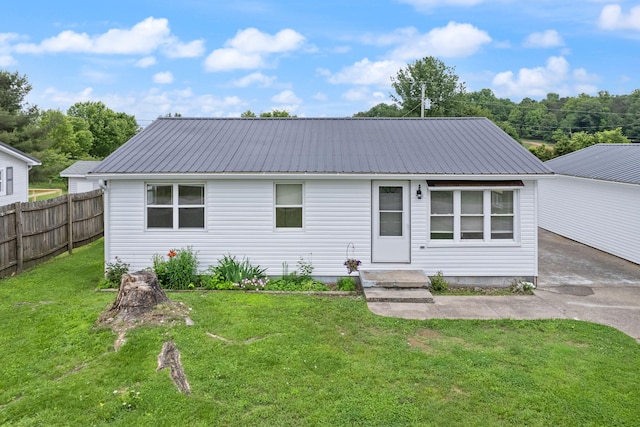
xmin=152 ymin=247 xmax=199 ymax=289
xmin=296 ymin=257 xmax=314 ymax=277
xmin=336 ymin=276 xmax=356 ymax=291
xmin=429 ymin=270 xmax=449 ymax=292
xmin=510 ymin=279 xmax=536 ymax=295
xmin=113 ymin=388 xmax=142 ymax=410
xmin=344 ymin=258 xmax=361 ymax=275
xmin=99 ymin=256 xmax=130 ymax=288
xmin=211 ymin=254 xmax=266 ymax=285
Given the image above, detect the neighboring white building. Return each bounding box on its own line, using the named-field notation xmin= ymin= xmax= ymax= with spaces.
xmin=90 ymin=117 xmax=552 ymax=284
xmin=539 ymin=144 xmax=640 ymax=265
xmin=60 ymin=161 xmax=102 ymax=193
xmin=0 ymin=141 xmax=41 ymax=206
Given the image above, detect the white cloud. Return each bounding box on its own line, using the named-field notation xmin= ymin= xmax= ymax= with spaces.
xmin=231 ymin=72 xmax=277 ymax=87
xmin=163 ymin=39 xmax=205 ymax=58
xmin=0 ymin=55 xmax=16 ymax=66
xmin=42 ymin=87 xmax=95 ymax=106
xmin=492 ymin=56 xmax=599 ymax=98
xmin=271 ymin=89 xmax=302 ymax=105
xmin=153 ymin=71 xmax=174 ymax=84
xmin=12 ymin=17 xmax=204 ymax=57
xmin=328 ymin=58 xmax=403 ymax=86
xmin=204 ymin=28 xmax=306 ymax=72
xmin=135 ymin=56 xmax=157 ymax=68
xmin=391 ymin=22 xmax=491 ymax=59
xmin=598 ymin=4 xmax=640 ymax=30
xmin=523 ymin=30 xmax=564 ymax=48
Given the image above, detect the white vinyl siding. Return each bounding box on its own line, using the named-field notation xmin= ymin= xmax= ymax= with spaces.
xmin=68 ymin=177 xmax=101 ymax=194
xmin=539 ymin=176 xmax=640 ymax=265
xmin=416 ymin=180 xmax=537 ymax=279
xmin=105 ymin=179 xmax=539 ymax=279
xmin=0 ymin=152 xmax=30 ymax=205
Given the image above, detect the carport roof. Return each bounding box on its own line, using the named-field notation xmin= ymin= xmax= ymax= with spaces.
xmin=546 ymin=144 xmax=640 ymax=185
xmin=92 ymin=117 xmax=552 ymax=176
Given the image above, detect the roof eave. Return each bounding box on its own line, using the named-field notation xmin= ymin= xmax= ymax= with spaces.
xmin=90 ymin=171 xmax=553 ymax=180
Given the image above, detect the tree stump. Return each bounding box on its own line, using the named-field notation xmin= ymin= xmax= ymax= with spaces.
xmin=109 ymin=271 xmax=169 ymax=321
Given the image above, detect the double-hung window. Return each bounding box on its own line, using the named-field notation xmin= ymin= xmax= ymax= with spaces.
xmin=430 ymin=188 xmax=516 ymax=242
xmin=275 ymin=183 xmax=303 ymax=229
xmin=146 ymin=183 xmax=205 ymax=229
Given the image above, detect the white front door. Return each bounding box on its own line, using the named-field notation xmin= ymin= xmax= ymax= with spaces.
xmin=372 ymin=181 xmax=410 ymax=263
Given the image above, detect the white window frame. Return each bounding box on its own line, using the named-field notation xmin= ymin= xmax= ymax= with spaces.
xmin=274 ymin=182 xmax=304 ymax=230
xmin=0 ymin=168 xmax=4 ymax=196
xmin=145 ymin=183 xmax=206 ymax=230
xmin=428 ymin=187 xmax=519 ymax=246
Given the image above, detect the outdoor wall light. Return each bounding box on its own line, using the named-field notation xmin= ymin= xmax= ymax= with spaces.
xmin=416 ymin=184 xmax=423 ymax=199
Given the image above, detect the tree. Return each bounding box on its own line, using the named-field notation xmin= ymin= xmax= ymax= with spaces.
xmin=390 ymin=57 xmax=466 ymax=117
xmin=560 ymin=94 xmax=609 ymax=134
xmin=67 ymin=101 xmax=139 ymax=158
xmin=259 ymin=109 xmax=296 ymax=117
xmin=38 ymin=110 xmax=93 ymax=159
xmin=353 ymin=103 xmax=403 ymax=117
xmin=0 ymin=70 xmax=41 ymax=149
xmin=240 ymin=110 xmax=257 ymax=117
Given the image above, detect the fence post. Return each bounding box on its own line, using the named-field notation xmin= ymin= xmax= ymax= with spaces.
xmin=67 ymin=194 xmax=73 ymax=254
xmin=15 ymin=201 xmax=23 ymax=273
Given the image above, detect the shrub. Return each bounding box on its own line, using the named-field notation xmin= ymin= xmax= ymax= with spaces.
xmin=99 ymin=256 xmax=130 ymax=289
xmin=211 ymin=255 xmax=266 ymax=284
xmin=152 ymin=247 xmax=199 ymax=290
xmin=336 ymin=276 xmax=356 ymax=291
xmin=264 ymin=257 xmax=329 ymax=291
xmin=510 ymin=279 xmax=536 ymax=295
xmin=429 ymin=270 xmax=449 ymax=292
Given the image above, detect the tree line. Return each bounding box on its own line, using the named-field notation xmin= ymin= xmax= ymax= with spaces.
xmin=2 ymin=58 xmax=638 ymax=185
xmin=353 ymin=57 xmax=638 ymax=160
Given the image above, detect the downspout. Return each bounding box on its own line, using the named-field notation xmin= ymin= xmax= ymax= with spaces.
xmin=99 ymin=179 xmax=110 ymax=270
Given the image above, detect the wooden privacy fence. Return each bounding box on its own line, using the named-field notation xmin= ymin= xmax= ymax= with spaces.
xmin=0 ymin=189 xmax=104 ymax=279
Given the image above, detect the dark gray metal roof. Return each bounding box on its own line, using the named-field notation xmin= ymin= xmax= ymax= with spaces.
xmin=92 ymin=117 xmax=552 ymax=175
xmin=545 ymin=144 xmax=640 ymax=185
xmin=60 ymin=160 xmax=102 ymax=177
xmin=0 ymin=141 xmax=41 ymax=165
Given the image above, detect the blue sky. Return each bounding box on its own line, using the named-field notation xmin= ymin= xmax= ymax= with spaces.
xmin=1 ymin=0 xmax=639 ymax=125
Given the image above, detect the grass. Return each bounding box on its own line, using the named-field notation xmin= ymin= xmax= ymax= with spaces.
xmin=28 ymin=182 xmax=67 ymax=201
xmin=1 ymin=240 xmax=639 ymax=426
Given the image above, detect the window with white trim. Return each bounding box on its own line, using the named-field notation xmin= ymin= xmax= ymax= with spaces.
xmin=146 ymin=183 xmax=205 ymax=229
xmin=0 ymin=168 xmax=4 ymax=196
xmin=430 ymin=189 xmax=516 ymax=242
xmin=275 ymin=183 xmax=303 ymax=229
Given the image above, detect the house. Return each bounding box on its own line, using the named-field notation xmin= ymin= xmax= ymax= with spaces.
xmin=60 ymin=160 xmax=102 ymax=193
xmin=539 ymin=144 xmax=640 ymax=265
xmin=90 ymin=117 xmax=552 ymax=284
xmin=0 ymin=141 xmax=41 ymax=206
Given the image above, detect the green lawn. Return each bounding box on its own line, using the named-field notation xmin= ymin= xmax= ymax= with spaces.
xmin=1 ymin=241 xmax=638 ymax=426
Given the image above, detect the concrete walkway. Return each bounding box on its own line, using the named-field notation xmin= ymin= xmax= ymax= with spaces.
xmin=366 ymin=229 xmax=640 ymax=342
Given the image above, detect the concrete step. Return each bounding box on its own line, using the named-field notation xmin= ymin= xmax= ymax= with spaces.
xmin=363 ymin=287 xmax=435 ymax=304
xmin=360 ymin=270 xmax=431 ymax=288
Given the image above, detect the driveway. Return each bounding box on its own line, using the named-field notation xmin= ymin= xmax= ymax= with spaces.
xmin=535 ymin=228 xmax=640 ymax=342
xmin=366 ymin=229 xmax=640 ymax=342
